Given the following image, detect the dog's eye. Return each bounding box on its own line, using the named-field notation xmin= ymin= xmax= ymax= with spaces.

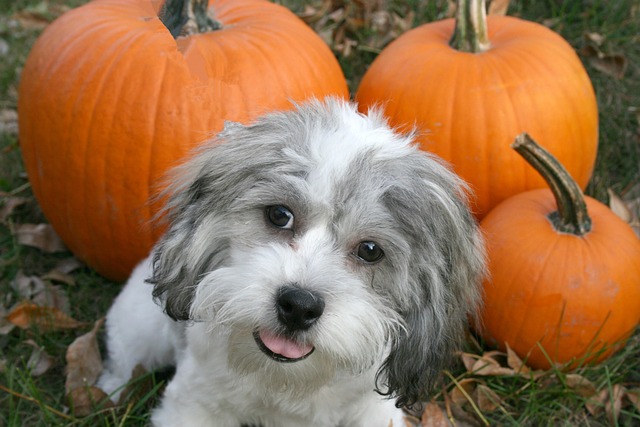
xmin=355 ymin=241 xmax=384 ymax=263
xmin=266 ymin=205 xmax=294 ymax=230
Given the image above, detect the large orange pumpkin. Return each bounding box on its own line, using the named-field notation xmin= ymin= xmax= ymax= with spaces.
xmin=19 ymin=0 xmax=348 ymax=280
xmin=479 ymin=134 xmax=640 ymax=369
xmin=356 ymin=0 xmax=598 ymax=218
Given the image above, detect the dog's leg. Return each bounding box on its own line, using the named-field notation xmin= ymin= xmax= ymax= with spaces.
xmin=340 ymin=395 xmax=406 ymax=427
xmin=150 ymin=345 xmax=242 ymax=427
xmin=97 ymin=256 xmax=185 ymax=402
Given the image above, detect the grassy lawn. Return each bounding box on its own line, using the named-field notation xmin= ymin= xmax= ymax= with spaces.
xmin=1 ymin=0 xmax=639 ymax=425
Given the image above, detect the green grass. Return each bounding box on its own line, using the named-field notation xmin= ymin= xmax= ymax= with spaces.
xmin=1 ymin=0 xmax=639 ymax=426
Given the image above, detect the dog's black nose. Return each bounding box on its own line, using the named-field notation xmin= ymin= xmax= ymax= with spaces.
xmin=276 ymin=286 xmax=325 ymax=331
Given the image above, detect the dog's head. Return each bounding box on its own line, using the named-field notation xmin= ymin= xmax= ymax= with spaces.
xmin=149 ymin=98 xmax=485 ymax=407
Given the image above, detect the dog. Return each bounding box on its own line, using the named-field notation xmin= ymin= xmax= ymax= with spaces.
xmin=97 ymin=98 xmax=485 ymax=427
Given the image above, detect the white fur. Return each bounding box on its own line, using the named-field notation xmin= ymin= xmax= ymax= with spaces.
xmin=99 ymin=256 xmax=406 ymax=427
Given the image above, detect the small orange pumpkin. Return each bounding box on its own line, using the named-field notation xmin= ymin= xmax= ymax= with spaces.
xmin=19 ymin=0 xmax=348 ymax=280
xmin=356 ymin=0 xmax=598 ymax=218
xmin=479 ymin=134 xmax=640 ymax=369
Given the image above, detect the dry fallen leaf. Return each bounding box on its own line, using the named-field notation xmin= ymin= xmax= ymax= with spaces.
xmin=421 ymin=401 xmax=451 ymax=427
xmin=606 ymin=384 xmax=626 ymax=425
xmin=460 ymin=352 xmax=479 ymax=373
xmin=447 ymin=0 xmax=510 ymax=18
xmin=67 ymin=386 xmax=113 ymax=417
xmin=487 ymin=0 xmax=511 ymax=16
xmin=7 ymin=302 xmax=85 ymax=331
xmin=54 ymin=257 xmax=84 ymax=274
xmin=65 ymin=318 xmax=105 ymax=394
xmin=11 ymin=270 xmax=46 ymax=300
xmin=581 ymin=44 xmax=628 ymax=79
xmin=471 ymin=352 xmax=514 ymax=376
xmin=505 ymin=343 xmax=530 ymax=375
xmin=626 ymin=388 xmax=640 ymax=412
xmin=619 ymin=182 xmax=640 ymax=238
xmin=475 ymin=383 xmax=502 ymax=412
xmin=41 ymin=270 xmax=76 ymax=287
xmin=584 ymin=31 xmax=605 ymax=46
xmin=448 ymin=378 xmax=477 ymax=407
xmin=11 ymin=271 xmax=71 ymax=313
xmin=25 ymin=339 xmax=55 ymax=377
xmin=0 ymin=310 xmax=16 ymax=335
xmin=565 ymin=374 xmax=597 ymax=398
xmin=0 ymin=196 xmax=27 ymax=223
xmin=14 ymin=223 xmax=67 ymax=253
xmin=11 ymin=2 xmax=71 ymax=30
xmin=608 ymin=188 xmax=633 ymax=223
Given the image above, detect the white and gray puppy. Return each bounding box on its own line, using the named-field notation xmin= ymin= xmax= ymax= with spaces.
xmin=98 ymin=98 xmax=485 ymax=427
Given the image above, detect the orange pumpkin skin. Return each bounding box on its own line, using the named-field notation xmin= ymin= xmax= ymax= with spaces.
xmin=479 ymin=189 xmax=640 ymax=369
xmin=356 ymin=16 xmax=598 ymax=218
xmin=18 ymin=0 xmax=348 ymax=280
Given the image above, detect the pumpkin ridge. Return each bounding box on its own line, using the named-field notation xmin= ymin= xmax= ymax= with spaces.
xmin=85 ymin=36 xmax=148 ymax=267
xmin=73 ymin=37 xmax=139 ymax=260
xmin=508 ymin=233 xmax=563 ymax=352
xmin=142 ymin=56 xmax=170 ymax=243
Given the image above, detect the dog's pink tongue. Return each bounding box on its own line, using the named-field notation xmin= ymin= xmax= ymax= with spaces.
xmin=259 ymin=330 xmax=313 ymax=359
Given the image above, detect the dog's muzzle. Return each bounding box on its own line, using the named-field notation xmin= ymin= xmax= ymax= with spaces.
xmin=254 ymin=286 xmax=324 ymax=362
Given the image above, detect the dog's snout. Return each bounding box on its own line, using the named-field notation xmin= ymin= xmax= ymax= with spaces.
xmin=276 ymin=286 xmax=325 ymax=331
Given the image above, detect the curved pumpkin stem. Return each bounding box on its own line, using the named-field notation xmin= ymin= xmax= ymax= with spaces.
xmin=512 ymin=133 xmax=592 ymax=236
xmin=450 ymin=0 xmax=491 ymax=53
xmin=160 ymin=0 xmax=222 ymax=39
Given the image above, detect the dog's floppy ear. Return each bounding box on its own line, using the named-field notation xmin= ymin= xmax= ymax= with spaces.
xmin=147 ymin=121 xmax=267 ymax=321
xmin=375 ymin=152 xmax=486 ymax=408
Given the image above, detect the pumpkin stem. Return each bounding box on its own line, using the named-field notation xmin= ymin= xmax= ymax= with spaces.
xmin=160 ymin=0 xmax=222 ymax=38
xmin=450 ymin=0 xmax=491 ymax=53
xmin=512 ymin=133 xmax=592 ymax=236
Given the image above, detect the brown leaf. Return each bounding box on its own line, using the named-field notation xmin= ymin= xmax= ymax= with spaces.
xmin=449 ymin=378 xmax=477 ymax=407
xmin=584 ymin=32 xmax=605 ymax=46
xmin=488 ymin=0 xmax=511 ymax=16
xmin=7 ymin=302 xmax=85 ymax=331
xmin=620 ymin=182 xmax=640 ymax=238
xmin=11 ymin=2 xmax=71 ymax=30
xmin=585 ymin=388 xmax=606 ymax=416
xmin=0 ymin=305 xmax=16 ymax=335
xmin=472 ymin=352 xmax=514 ymax=376
xmin=24 ymin=339 xmax=55 ymax=377
xmin=34 ymin=284 xmax=70 ymax=313
xmin=445 ymin=0 xmax=457 ymax=18
xmin=586 ymin=385 xmax=626 ymax=420
xmin=626 ymin=388 xmax=640 ymax=412
xmin=565 ymin=374 xmax=597 ymax=398
xmin=592 ymin=53 xmax=627 ymax=79
xmin=11 ymin=271 xmax=71 ymax=313
xmin=460 ymin=352 xmax=478 ymax=373
xmin=581 ymin=44 xmax=627 ymax=79
xmin=14 ymin=223 xmax=67 ymax=253
xmin=11 ymin=270 xmax=46 ymax=300
xmin=65 ymin=318 xmax=105 ymax=394
xmin=421 ymin=401 xmax=451 ymax=427
xmin=0 ymin=196 xmax=27 ymax=223
xmin=608 ymin=189 xmax=633 ymax=223
xmin=41 ymin=270 xmax=76 ymax=287
xmin=606 ymin=384 xmax=626 ymax=425
xmin=475 ymin=383 xmax=502 ymax=412
xmin=402 ymin=414 xmax=421 ymax=427
xmin=53 ymin=257 xmax=84 ymax=275
xmin=505 ymin=343 xmax=530 ymax=375
xmin=67 ymin=386 xmax=113 ymax=417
